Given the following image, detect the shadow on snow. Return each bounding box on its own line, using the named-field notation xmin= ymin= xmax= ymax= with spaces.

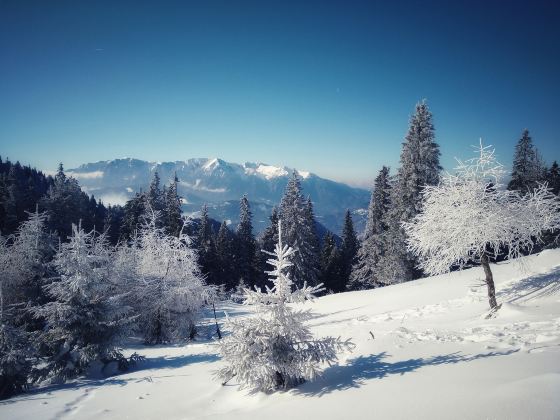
xmin=0 ymin=353 xmax=219 ymax=405
xmin=498 ymin=266 xmax=560 ymax=304
xmin=295 ymin=349 xmax=518 ymax=397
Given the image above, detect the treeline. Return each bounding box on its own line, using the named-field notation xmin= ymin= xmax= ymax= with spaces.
xmin=0 ymin=160 xmax=111 ymax=240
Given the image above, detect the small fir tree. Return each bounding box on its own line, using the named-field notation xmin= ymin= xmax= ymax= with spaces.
xmin=216 ymin=222 xmax=353 ymax=392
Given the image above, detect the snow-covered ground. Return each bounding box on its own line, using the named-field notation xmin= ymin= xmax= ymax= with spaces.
xmin=3 ymin=250 xmax=560 ymax=420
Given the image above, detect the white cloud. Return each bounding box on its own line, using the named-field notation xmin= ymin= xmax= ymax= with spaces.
xmin=179 ymin=179 xmax=227 ymax=193
xmin=67 ymin=170 xmax=104 ymax=180
xmin=98 ymin=193 xmax=129 ymax=206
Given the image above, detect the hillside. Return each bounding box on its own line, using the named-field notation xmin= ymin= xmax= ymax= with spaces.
xmin=3 ymin=250 xmax=560 ymax=420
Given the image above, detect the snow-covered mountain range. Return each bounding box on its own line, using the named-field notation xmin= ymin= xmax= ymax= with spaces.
xmin=68 ymin=158 xmax=370 ymax=235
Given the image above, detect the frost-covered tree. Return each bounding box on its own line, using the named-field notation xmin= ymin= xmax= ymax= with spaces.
xmin=217 ymin=222 xmax=353 ymax=392
xmin=279 ymin=173 xmax=320 ymax=287
xmin=33 ymin=223 xmax=134 ymax=381
xmin=349 ymin=166 xmax=391 ymax=289
xmin=378 ymin=100 xmax=441 ymax=284
xmin=404 ymin=142 xmax=560 ymax=311
xmin=508 ymin=129 xmax=545 ymax=192
xmin=0 ymin=210 xmax=50 ymax=398
xmin=116 ymin=210 xmax=213 ymax=343
xmin=235 ymin=195 xmax=257 ymax=287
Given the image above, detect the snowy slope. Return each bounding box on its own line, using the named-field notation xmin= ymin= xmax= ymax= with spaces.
xmin=3 ymin=250 xmax=560 ymax=420
xmin=67 ymin=158 xmax=370 ymax=234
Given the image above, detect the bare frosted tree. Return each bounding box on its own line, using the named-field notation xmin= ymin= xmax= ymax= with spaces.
xmin=404 ymin=141 xmax=560 ymax=311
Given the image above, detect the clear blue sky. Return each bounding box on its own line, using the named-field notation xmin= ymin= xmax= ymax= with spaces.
xmin=1 ymin=0 xmax=559 ymax=187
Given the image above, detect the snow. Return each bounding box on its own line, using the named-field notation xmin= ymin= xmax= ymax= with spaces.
xmin=244 ymin=163 xmax=289 ymax=179
xmin=3 ymin=250 xmax=560 ymax=419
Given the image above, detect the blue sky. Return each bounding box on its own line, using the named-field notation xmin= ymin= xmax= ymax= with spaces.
xmin=1 ymin=0 xmax=559 ymax=187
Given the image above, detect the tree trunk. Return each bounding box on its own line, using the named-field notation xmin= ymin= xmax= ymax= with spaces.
xmin=481 ymin=253 xmax=498 ymax=310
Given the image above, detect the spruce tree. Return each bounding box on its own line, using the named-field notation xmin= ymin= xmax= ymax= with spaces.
xmin=216 ymin=222 xmax=353 ymax=392
xmin=196 ymin=204 xmax=219 ymax=285
xmin=33 ymin=224 xmax=133 ymax=381
xmin=546 ymin=161 xmax=560 ymax=196
xmin=319 ymin=232 xmax=341 ymax=293
xmin=508 ymin=129 xmax=545 ymax=192
xmin=377 ymin=100 xmax=441 ymax=284
xmin=147 ymin=171 xmax=163 ymax=213
xmin=235 ymin=195 xmax=257 ymax=288
xmin=256 ymin=207 xmax=280 ymax=288
xmin=279 ymin=172 xmax=320 ymax=287
xmin=349 ymin=166 xmax=391 ymax=289
xmin=164 ymin=173 xmax=183 ymax=237
xmin=338 ymin=210 xmax=358 ymax=292
xmin=216 ymin=221 xmax=236 ymax=290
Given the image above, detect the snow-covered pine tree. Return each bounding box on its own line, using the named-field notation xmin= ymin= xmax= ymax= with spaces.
xmin=404 ymin=141 xmax=560 ymax=311
xmin=377 ymin=100 xmax=441 ymax=284
xmin=116 ymin=209 xmax=213 ymax=343
xmin=235 ymin=195 xmax=257 ymax=287
xmin=216 ymin=222 xmax=353 ymax=392
xmin=508 ymin=129 xmax=546 ymax=192
xmin=278 ymin=173 xmax=320 ymax=287
xmin=338 ymin=210 xmax=358 ymax=292
xmin=0 ymin=209 xmax=51 ymax=398
xmin=33 ymin=223 xmax=134 ymax=381
xmin=349 ymin=166 xmax=391 ymax=290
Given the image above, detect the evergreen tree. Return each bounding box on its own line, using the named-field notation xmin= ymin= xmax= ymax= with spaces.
xmin=33 ymin=224 xmax=134 ymax=381
xmin=319 ymin=232 xmax=341 ymax=293
xmin=256 ymin=207 xmax=280 ymax=288
xmin=196 ymin=205 xmax=219 ymax=285
xmin=508 ymin=129 xmax=546 ymax=192
xmin=546 ymin=161 xmax=560 ymax=196
xmin=349 ymin=166 xmax=391 ymax=289
xmin=0 ymin=209 xmax=51 ymax=398
xmin=216 ymin=222 xmax=353 ymax=392
xmin=103 ymin=205 xmax=125 ymax=244
xmin=147 ymin=171 xmax=163 ymax=213
xmin=164 ymin=173 xmax=183 ymax=237
xmin=235 ymin=195 xmax=257 ymax=288
xmin=121 ymin=192 xmax=146 ymax=241
xmin=278 ymin=174 xmax=320 ymax=287
xmin=377 ymin=100 xmax=441 ymax=284
xmin=337 ymin=210 xmax=358 ymax=292
xmin=216 ymin=221 xmax=236 ymax=290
